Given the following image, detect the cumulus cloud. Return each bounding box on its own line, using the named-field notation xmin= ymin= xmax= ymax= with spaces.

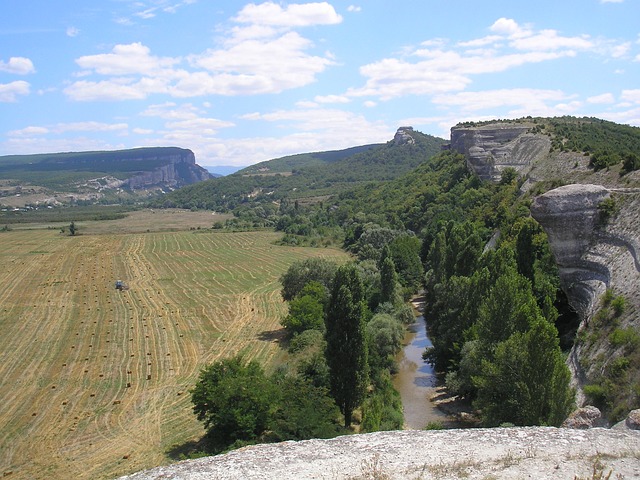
xmin=347 ymin=5 xmax=362 ymax=13
xmin=66 ymin=26 xmax=80 ymax=37
xmin=587 ymin=93 xmax=615 ymax=104
xmin=343 ymin=17 xmax=620 ymax=103
xmin=0 ymin=57 xmax=35 ymax=75
xmin=432 ymin=88 xmax=571 ymax=113
xmin=233 ymin=2 xmax=342 ymax=27
xmin=65 ymin=3 xmax=338 ymax=101
xmin=0 ymin=81 xmax=30 ymax=102
xmin=75 ymin=42 xmax=178 ymax=76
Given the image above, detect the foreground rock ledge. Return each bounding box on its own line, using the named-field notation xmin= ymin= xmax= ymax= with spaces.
xmin=119 ymin=428 xmax=640 ymax=479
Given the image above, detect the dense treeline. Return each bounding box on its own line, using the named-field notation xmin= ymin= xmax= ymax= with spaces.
xmin=191 ymin=146 xmax=576 ymax=454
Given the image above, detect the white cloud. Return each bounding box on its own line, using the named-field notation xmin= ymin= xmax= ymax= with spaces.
xmin=64 ymin=78 xmax=169 ymax=101
xmin=9 ymin=122 xmax=128 ymax=136
xmin=0 ymin=57 xmax=35 ymax=75
xmin=314 ymin=94 xmax=350 ymax=104
xmin=600 ymin=0 xmax=624 ymax=3
xmin=621 ymin=89 xmax=640 ymax=103
xmin=587 ymin=93 xmax=615 ymax=104
xmin=234 ymin=2 xmax=342 ymax=27
xmin=509 ymin=30 xmax=593 ymax=52
xmin=347 ymin=5 xmax=362 ymax=13
xmin=66 ymin=26 xmax=80 ymax=37
xmin=432 ymin=88 xmax=573 ymax=117
xmin=0 ymin=81 xmax=30 ymax=102
xmin=75 ymin=42 xmax=179 ymax=76
xmin=8 ymin=125 xmax=49 ymax=137
xmin=66 ymin=2 xmax=338 ymax=102
xmin=489 ymin=18 xmax=523 ymax=36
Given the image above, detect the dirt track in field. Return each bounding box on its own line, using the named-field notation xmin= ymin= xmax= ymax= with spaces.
xmin=0 ymin=228 xmax=347 ymax=479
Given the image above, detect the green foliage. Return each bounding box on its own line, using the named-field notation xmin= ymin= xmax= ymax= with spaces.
xmin=597 ymin=197 xmax=619 ymax=224
xmin=190 ymin=356 xmax=279 ymax=451
xmin=281 ymin=281 xmax=327 ymax=337
xmin=622 ymin=152 xmax=640 ymax=174
xmin=279 ymin=258 xmax=337 ymax=301
xmin=473 ymin=317 xmax=574 ymax=426
xmin=608 ymin=327 xmax=640 ymax=351
xmin=379 ymin=253 xmax=401 ymax=306
xmin=361 ymin=372 xmax=404 ymax=432
xmin=68 ymin=221 xmax=77 ymax=236
xmin=366 ymin=313 xmax=404 ymax=373
xmin=190 ymin=355 xmax=343 ymax=453
xmin=156 ymin=130 xmax=446 ymax=211
xmin=325 ymin=264 xmax=369 ymax=427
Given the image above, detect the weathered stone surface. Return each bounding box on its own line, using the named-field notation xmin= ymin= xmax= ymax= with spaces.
xmin=450 ymin=123 xmax=550 ymax=182
xmin=562 ymin=406 xmax=607 ymax=429
xmin=118 ymin=428 xmax=640 ymax=480
xmin=531 ymin=184 xmax=611 ymax=318
xmin=614 ymin=409 xmax=640 ymax=430
xmin=124 ymin=149 xmax=211 ymax=189
xmin=393 ymin=126 xmax=415 ymax=145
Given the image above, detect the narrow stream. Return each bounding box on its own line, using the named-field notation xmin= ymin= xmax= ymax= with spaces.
xmin=392 ymin=315 xmax=451 ymax=429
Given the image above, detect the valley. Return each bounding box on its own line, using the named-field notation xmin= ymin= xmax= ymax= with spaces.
xmin=0 ymin=216 xmax=348 ymax=479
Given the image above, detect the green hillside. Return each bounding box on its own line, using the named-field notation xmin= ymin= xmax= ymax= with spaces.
xmin=155 ymin=128 xmax=447 ymax=211
xmin=0 ymin=147 xmax=194 ymax=189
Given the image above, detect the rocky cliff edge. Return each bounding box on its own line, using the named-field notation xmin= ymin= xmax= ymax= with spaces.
xmin=118 ymin=427 xmax=640 ymax=480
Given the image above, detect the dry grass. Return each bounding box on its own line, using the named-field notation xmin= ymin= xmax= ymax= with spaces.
xmin=0 ymin=224 xmax=348 ymax=479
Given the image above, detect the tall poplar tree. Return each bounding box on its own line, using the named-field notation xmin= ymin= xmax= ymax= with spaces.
xmin=325 ymin=264 xmax=369 ymax=427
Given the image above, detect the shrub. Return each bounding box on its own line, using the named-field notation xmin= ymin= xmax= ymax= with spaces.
xmin=611 ymin=296 xmax=626 ymax=317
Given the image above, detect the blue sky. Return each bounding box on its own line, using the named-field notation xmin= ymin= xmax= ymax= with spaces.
xmin=1 ymin=1 xmax=639 ymax=167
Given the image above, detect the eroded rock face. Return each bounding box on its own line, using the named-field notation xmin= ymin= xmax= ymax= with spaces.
xmin=125 ymin=150 xmax=211 ymax=189
xmin=450 ymin=123 xmax=551 ymax=182
xmin=118 ymin=428 xmax=640 ymax=480
xmin=530 ymin=184 xmax=611 ymax=318
xmin=531 ymin=184 xmax=640 ymax=404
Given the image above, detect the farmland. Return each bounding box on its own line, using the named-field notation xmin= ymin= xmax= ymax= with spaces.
xmin=0 ymin=216 xmax=348 ymax=479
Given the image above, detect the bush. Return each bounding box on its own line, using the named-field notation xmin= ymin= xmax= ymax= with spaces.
xmin=611 ymin=295 xmax=626 ymax=317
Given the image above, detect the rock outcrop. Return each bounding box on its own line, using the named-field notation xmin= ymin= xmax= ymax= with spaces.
xmin=530 ymin=184 xmax=611 ymax=318
xmin=122 ymin=148 xmax=211 ymax=189
xmin=450 ymin=123 xmax=551 ymax=182
xmin=393 ymin=126 xmax=416 ymax=146
xmin=119 ymin=428 xmax=640 ymax=480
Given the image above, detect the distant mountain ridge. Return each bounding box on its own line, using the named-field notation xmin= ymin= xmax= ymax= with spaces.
xmin=0 ymin=147 xmax=211 ymax=206
xmin=156 ymin=128 xmax=447 ymax=211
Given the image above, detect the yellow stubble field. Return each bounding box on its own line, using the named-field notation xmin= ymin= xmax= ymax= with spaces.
xmin=0 ymin=219 xmax=348 ymax=479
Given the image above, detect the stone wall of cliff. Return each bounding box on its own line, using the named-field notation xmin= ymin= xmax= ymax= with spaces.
xmin=450 ymin=123 xmax=551 ymax=182
xmin=124 ymin=149 xmax=211 ymax=189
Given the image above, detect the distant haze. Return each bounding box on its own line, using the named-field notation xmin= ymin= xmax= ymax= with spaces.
xmin=204 ymin=166 xmax=246 ymax=177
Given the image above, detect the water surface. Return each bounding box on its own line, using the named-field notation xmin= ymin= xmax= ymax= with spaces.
xmin=392 ymin=316 xmax=450 ymax=429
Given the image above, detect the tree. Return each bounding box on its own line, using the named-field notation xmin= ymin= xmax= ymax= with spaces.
xmin=325 ymin=264 xmax=369 ymax=427
xmin=69 ymin=221 xmax=77 ymax=236
xmin=281 ymin=281 xmax=327 ymax=337
xmin=280 ymin=258 xmax=337 ymax=301
xmin=473 ymin=317 xmax=574 ymax=426
xmin=366 ymin=313 xmax=404 ymax=373
xmin=190 ymin=356 xmax=279 ymax=451
xmin=379 ymin=253 xmax=400 ymax=306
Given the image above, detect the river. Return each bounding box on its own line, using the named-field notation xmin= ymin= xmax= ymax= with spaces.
xmin=392 ymin=315 xmax=452 ymax=429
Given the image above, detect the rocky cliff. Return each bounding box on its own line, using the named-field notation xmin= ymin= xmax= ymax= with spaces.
xmin=450 ymin=123 xmax=550 ymax=182
xmin=121 ymin=148 xmax=211 ymax=189
xmin=452 ymin=120 xmax=640 ymax=415
xmin=119 ymin=427 xmax=640 ymax=479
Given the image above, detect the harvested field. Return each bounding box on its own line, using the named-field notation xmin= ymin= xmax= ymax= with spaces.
xmin=0 ymin=227 xmax=348 ymax=479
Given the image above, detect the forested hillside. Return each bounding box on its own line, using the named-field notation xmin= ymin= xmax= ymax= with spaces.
xmin=182 ymin=117 xmax=640 ymax=453
xmin=153 ymin=128 xmax=446 ymax=211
